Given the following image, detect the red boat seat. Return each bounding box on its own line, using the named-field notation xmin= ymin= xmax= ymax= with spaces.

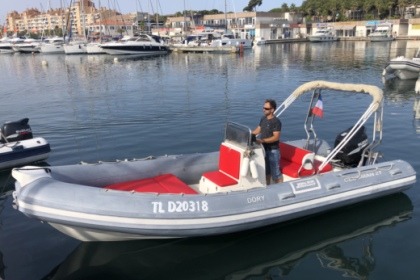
xmin=280 ymin=142 xmax=333 ymax=178
xmin=202 ymin=143 xmax=241 ymax=187
xmin=105 ymin=173 xmax=198 ymax=194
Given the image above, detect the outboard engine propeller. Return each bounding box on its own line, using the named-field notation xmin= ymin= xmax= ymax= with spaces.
xmin=0 ymin=118 xmax=33 ymax=143
xmin=334 ymin=126 xmax=368 ymax=167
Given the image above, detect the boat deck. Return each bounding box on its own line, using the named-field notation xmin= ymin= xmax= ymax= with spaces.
xmin=104 ymin=140 xmax=339 ymax=195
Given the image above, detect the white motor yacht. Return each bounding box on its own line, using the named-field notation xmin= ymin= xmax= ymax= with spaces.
xmin=100 ymin=34 xmax=169 ymax=55
xmin=369 ymin=23 xmax=394 ymax=42
xmin=0 ymin=37 xmax=13 ymax=53
xmin=39 ymin=37 xmax=65 ymax=54
xmin=211 ymin=34 xmax=253 ymax=49
xmin=308 ymin=27 xmax=338 ymax=42
xmin=12 ymin=38 xmax=41 ymax=53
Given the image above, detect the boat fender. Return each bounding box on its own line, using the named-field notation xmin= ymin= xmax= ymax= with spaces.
xmin=415 ymin=79 xmax=420 ymax=94
xmin=240 ymin=157 xmax=250 ymax=177
xmin=250 ymin=160 xmax=258 ymax=179
xmin=381 ymin=69 xmax=388 ymax=76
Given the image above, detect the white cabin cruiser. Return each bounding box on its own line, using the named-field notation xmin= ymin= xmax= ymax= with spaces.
xmin=211 ymin=34 xmax=253 ymax=49
xmin=308 ymin=27 xmax=337 ymax=42
xmin=39 ymin=37 xmax=65 ymax=54
xmin=12 ymin=81 xmax=416 ymax=242
xmin=0 ymin=37 xmax=14 ymax=53
xmin=369 ymin=23 xmax=394 ymax=42
xmin=12 ymin=38 xmax=41 ymax=53
xmin=172 ymin=32 xmax=222 ymax=47
xmin=0 ymin=37 xmax=25 ymax=53
xmin=100 ymin=34 xmax=169 ymax=56
xmin=0 ymin=118 xmax=50 ymax=170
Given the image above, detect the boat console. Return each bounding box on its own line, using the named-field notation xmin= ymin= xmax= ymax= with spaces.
xmin=198 ymin=122 xmax=335 ymax=194
xmin=199 ymin=122 xmax=266 ymax=193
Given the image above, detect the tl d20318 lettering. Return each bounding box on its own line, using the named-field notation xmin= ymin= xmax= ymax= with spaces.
xmin=152 ymin=201 xmax=209 ymax=213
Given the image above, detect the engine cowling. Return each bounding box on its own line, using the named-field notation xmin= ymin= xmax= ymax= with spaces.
xmin=1 ymin=118 xmax=33 ymax=143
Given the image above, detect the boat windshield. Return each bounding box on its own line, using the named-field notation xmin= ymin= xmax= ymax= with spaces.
xmin=224 ymin=122 xmax=252 ymax=148
xmin=133 ymin=34 xmax=152 ymax=42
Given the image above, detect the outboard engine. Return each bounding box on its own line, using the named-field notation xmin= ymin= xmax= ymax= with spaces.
xmin=0 ymin=118 xmax=33 ymax=143
xmin=334 ymin=126 xmax=368 ymax=167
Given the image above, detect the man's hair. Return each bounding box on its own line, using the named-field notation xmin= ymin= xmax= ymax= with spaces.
xmin=265 ymin=99 xmax=277 ymax=110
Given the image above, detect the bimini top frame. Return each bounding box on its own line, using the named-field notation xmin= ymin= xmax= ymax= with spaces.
xmin=274 ymin=80 xmax=384 ymax=171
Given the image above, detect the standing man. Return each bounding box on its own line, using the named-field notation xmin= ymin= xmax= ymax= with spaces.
xmin=252 ymin=99 xmax=283 ymax=184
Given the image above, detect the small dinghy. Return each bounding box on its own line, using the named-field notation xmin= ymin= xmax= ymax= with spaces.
xmin=0 ymin=118 xmax=50 ymax=170
xmin=12 ymin=81 xmax=416 ymax=242
xmin=382 ymin=47 xmax=420 ymax=80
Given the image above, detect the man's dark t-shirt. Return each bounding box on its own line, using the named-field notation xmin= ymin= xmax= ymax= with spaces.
xmin=259 ymin=116 xmax=282 ymax=150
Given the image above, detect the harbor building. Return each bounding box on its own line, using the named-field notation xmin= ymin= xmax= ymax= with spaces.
xmin=3 ymin=2 xmax=420 ymax=41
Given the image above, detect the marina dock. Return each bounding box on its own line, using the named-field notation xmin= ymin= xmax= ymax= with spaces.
xmin=170 ymin=45 xmax=238 ymax=54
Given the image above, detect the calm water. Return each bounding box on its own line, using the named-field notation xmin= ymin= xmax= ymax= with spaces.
xmin=0 ymin=40 xmax=419 ymax=279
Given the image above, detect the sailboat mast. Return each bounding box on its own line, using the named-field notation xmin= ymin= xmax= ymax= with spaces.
xmin=81 ymin=0 xmax=87 ymax=38
xmin=98 ymin=0 xmax=102 ymax=41
xmin=156 ymin=0 xmax=159 ymax=29
xmin=224 ymin=0 xmax=227 ymax=33
xmin=183 ymin=0 xmax=186 ymax=35
xmin=65 ymin=0 xmax=74 ymax=40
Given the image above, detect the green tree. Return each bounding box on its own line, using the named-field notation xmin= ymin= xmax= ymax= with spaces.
xmin=398 ymin=0 xmax=409 ymax=18
xmin=243 ymin=0 xmax=263 ymax=12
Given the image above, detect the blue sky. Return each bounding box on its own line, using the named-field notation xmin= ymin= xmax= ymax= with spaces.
xmin=1 ymin=1 xmax=303 ymax=19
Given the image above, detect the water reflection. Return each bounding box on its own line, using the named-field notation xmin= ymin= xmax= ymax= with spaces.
xmin=317 ymin=238 xmax=374 ymax=279
xmin=414 ymin=94 xmax=420 ymax=133
xmin=383 ymin=78 xmax=420 ymax=133
xmin=0 ymin=194 xmax=79 ymax=280
xmin=0 ymin=171 xmax=15 ymax=196
xmin=44 ymin=194 xmax=412 ymax=280
xmin=388 ymin=40 xmax=420 ymax=58
xmin=1 ymin=41 xmax=419 ymax=279
xmin=0 ymin=251 xmax=4 ymax=280
xmin=0 ymin=196 xmax=5 ymax=280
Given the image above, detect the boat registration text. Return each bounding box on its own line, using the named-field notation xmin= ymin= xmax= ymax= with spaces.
xmin=152 ymin=201 xmax=209 ymax=213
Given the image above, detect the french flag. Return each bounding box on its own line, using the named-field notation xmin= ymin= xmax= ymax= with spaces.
xmin=312 ymin=94 xmax=324 ymax=118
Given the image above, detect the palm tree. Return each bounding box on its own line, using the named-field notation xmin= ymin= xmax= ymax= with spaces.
xmin=243 ymin=0 xmax=263 ymax=12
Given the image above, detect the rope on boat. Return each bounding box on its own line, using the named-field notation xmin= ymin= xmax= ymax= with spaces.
xmin=80 ymin=155 xmax=157 ymax=165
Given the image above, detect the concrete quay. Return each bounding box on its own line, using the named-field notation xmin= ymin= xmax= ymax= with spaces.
xmin=170 ymin=45 xmax=238 ymax=53
xmin=263 ymin=36 xmax=420 ymax=44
